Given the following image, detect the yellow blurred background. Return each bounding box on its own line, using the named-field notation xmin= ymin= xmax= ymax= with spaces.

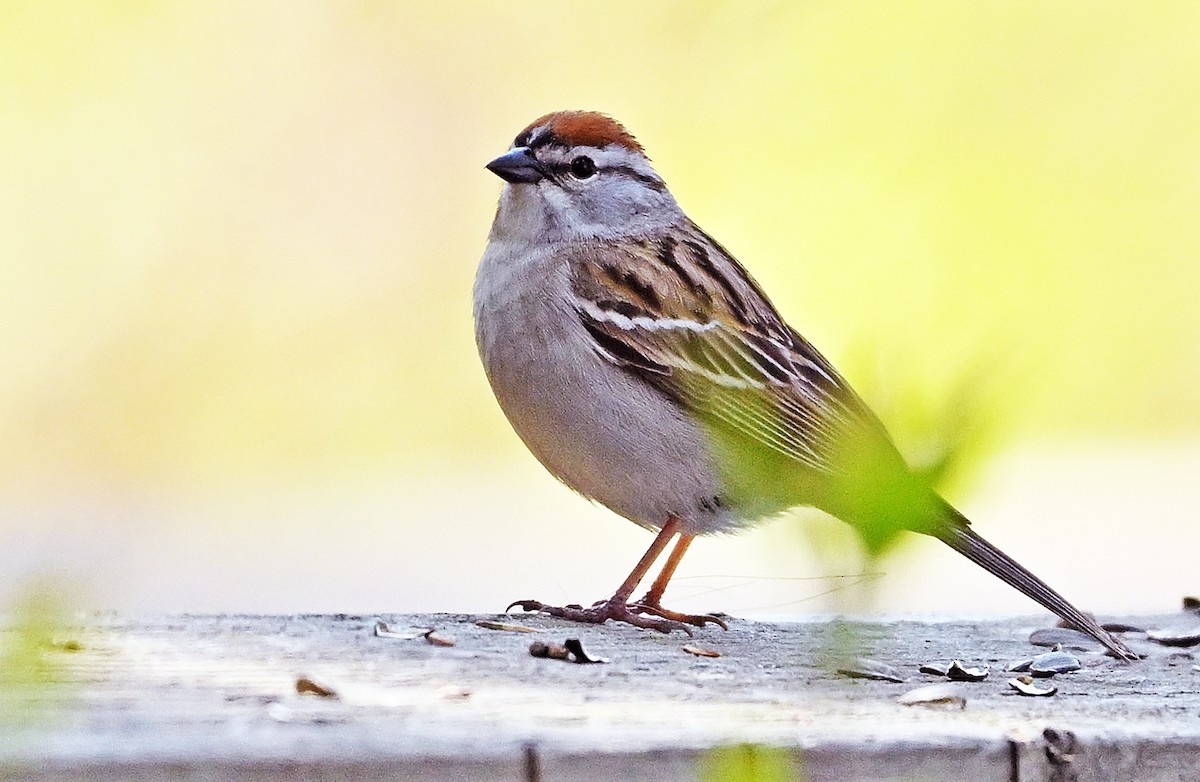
xmin=2 ymin=2 xmax=1197 ymax=617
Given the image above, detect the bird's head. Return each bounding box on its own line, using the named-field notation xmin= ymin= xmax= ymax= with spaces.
xmin=485 ymin=111 xmax=681 ymax=243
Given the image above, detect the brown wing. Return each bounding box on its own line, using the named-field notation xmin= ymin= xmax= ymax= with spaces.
xmin=568 ymin=222 xmax=882 ymax=475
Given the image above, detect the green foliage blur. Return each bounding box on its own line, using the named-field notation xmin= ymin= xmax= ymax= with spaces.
xmin=700 ymin=744 xmax=803 ymax=782
xmin=0 ymin=585 xmax=71 ymax=730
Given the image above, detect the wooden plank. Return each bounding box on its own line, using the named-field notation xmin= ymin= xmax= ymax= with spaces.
xmin=1 ymin=613 xmax=1197 ymax=780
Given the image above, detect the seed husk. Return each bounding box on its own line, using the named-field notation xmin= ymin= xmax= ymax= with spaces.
xmin=946 ymin=660 xmax=989 ymax=682
xmin=476 ymin=620 xmax=540 ymax=633
xmin=1146 ymin=626 xmax=1200 ymax=648
xmin=1008 ymin=676 xmax=1057 ymax=697
xmin=529 ymin=640 xmax=570 ymax=660
xmin=1029 ymin=650 xmax=1082 ymax=677
xmin=837 ymin=657 xmax=905 ymax=683
xmin=529 ymin=638 xmax=608 ymax=663
xmin=295 ymin=677 xmax=338 ymax=698
xmin=373 ymin=621 xmax=431 ymax=640
xmin=682 ymin=645 xmax=721 ymax=658
xmin=1028 ymin=627 xmax=1102 ymax=651
xmin=897 ymin=683 xmax=966 ymax=708
xmin=423 ymin=630 xmax=455 ymax=647
xmin=562 ymin=638 xmax=608 ymax=664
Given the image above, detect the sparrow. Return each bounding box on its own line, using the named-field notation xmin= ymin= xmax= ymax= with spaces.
xmin=473 ymin=110 xmax=1136 ymax=659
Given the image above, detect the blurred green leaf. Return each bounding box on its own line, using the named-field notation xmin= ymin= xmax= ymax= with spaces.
xmin=840 ymin=339 xmax=1007 ymax=498
xmin=0 ymin=584 xmax=72 ymax=729
xmin=699 ymin=744 xmax=804 ymax=782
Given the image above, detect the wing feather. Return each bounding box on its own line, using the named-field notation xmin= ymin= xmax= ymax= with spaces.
xmin=568 ymin=224 xmax=884 ymax=476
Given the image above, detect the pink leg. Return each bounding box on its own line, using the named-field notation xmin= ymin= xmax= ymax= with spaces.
xmin=631 ymin=533 xmax=728 ymax=630
xmin=507 ymin=516 xmax=705 ymax=634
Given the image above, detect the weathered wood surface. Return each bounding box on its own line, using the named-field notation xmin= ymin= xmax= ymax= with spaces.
xmin=2 ymin=612 xmax=1198 ymax=781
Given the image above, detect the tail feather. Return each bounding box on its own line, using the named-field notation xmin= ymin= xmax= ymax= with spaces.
xmin=935 ymin=511 xmax=1138 ymax=661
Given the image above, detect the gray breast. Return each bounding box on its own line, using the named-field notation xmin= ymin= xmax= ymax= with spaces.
xmin=473 ymin=243 xmax=736 ymax=535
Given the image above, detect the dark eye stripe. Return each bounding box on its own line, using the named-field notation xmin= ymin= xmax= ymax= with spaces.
xmin=540 ymin=161 xmax=665 ymax=191
xmin=611 ymin=165 xmax=666 ymax=190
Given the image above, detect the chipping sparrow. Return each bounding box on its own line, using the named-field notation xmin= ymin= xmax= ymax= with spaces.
xmin=473 ymin=110 xmax=1135 ymax=659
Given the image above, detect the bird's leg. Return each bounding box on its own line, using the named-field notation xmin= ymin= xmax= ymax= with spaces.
xmin=629 ymin=533 xmax=729 ymax=630
xmin=507 ymin=515 xmax=698 ymax=634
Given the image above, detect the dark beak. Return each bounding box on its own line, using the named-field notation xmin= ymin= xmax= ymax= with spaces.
xmin=485 ymin=147 xmax=544 ymax=184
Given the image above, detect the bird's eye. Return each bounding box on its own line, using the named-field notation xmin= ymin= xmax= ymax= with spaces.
xmin=570 ymin=156 xmax=597 ymax=179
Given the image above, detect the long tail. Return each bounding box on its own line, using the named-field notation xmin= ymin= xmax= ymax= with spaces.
xmin=934 ymin=507 xmax=1138 ymax=660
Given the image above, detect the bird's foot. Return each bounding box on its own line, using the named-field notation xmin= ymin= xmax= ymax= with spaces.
xmin=505 ymin=597 xmax=694 ymax=635
xmin=628 ymin=596 xmax=729 ymax=631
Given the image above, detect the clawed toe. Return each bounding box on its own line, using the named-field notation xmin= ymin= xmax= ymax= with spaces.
xmin=619 ymin=610 xmax=693 ymax=635
xmin=630 ymin=601 xmax=729 ymax=631
xmin=505 ymin=599 xmax=597 ymax=622
xmin=506 ymin=599 xmax=541 ymax=613
xmin=503 ymin=596 xmax=696 ymax=635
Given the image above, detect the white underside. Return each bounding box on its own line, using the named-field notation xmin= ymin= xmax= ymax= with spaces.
xmin=474 ymin=238 xmax=742 ymax=536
